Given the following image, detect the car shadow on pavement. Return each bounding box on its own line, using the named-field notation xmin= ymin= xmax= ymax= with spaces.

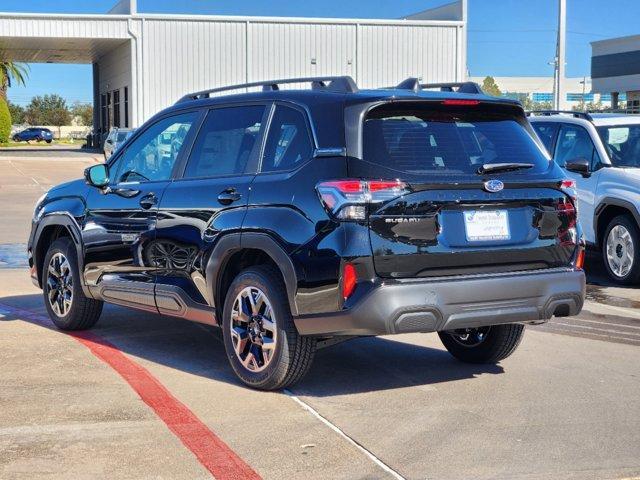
xmin=1 ymin=293 xmax=504 ymax=395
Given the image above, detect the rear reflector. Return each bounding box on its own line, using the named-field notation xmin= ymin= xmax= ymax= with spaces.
xmin=441 ymin=99 xmax=480 ymax=106
xmin=575 ymin=249 xmax=585 ymax=270
xmin=342 ymin=263 xmax=357 ymax=299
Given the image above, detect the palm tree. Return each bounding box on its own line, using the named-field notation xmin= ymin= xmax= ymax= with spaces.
xmin=0 ymin=61 xmax=29 ymax=99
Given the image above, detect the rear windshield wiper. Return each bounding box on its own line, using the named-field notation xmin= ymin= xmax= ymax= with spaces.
xmin=477 ymin=162 xmax=534 ymax=174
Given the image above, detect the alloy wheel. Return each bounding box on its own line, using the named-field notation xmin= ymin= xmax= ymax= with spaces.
xmin=46 ymin=252 xmax=73 ymax=317
xmin=230 ymin=286 xmax=277 ymax=372
xmin=606 ymin=224 xmax=635 ymax=278
xmin=447 ymin=326 xmax=491 ymax=347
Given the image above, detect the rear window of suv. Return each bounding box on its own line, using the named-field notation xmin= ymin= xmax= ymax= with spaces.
xmin=363 ymin=103 xmax=550 ymax=175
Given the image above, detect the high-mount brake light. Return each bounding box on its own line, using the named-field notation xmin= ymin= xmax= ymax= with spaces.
xmin=317 ymin=179 xmax=409 ymax=221
xmin=441 ymin=99 xmax=480 ymax=106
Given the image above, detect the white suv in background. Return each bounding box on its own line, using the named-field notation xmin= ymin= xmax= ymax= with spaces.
xmin=530 ymin=111 xmax=640 ymax=284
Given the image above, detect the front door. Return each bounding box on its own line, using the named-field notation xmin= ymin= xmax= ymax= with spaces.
xmin=82 ymin=111 xmax=200 ymax=310
xmin=154 ymin=104 xmax=268 ymax=319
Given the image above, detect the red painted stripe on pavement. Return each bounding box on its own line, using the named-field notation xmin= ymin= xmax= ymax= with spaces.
xmin=0 ymin=303 xmax=261 ymax=480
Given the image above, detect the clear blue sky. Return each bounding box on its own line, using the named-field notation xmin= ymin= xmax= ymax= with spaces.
xmin=2 ymin=0 xmax=640 ymax=105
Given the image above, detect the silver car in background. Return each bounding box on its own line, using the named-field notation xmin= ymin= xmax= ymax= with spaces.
xmin=103 ymin=127 xmax=134 ymax=159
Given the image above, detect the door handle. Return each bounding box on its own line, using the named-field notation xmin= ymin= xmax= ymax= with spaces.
xmin=139 ymin=193 xmax=158 ymax=210
xmin=217 ymin=188 xmax=242 ymax=205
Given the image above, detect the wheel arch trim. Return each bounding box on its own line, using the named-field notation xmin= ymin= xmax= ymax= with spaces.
xmin=205 ymin=232 xmax=299 ymax=316
xmin=32 ymin=212 xmax=90 ymax=296
xmin=594 ymin=197 xmax=640 ymax=246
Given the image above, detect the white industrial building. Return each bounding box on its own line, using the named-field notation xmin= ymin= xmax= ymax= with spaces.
xmin=0 ymin=0 xmax=468 ymax=136
xmin=469 ymin=76 xmax=615 ymax=109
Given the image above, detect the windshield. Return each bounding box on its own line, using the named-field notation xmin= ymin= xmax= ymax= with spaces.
xmin=363 ymin=103 xmax=550 ymax=176
xmin=597 ymin=124 xmax=640 ymax=167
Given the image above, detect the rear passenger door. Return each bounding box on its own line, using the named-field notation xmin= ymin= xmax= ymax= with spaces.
xmin=155 ymin=104 xmax=268 ymax=313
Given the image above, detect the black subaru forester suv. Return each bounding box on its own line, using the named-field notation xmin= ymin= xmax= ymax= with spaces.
xmin=28 ymin=77 xmax=585 ymax=390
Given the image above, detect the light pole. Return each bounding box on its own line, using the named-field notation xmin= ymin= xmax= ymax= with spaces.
xmin=553 ymin=0 xmax=567 ymax=110
xmin=579 ymin=76 xmax=587 ymax=111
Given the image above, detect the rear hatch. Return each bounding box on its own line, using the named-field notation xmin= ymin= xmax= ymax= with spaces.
xmin=353 ymin=100 xmax=578 ymax=278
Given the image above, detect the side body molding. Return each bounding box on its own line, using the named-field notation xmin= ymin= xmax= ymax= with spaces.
xmin=205 ymin=232 xmax=300 ymax=316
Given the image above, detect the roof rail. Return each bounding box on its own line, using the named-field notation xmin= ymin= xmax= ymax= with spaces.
xmin=394 ymin=77 xmax=484 ymax=94
xmin=526 ymin=110 xmax=593 ymax=122
xmin=176 ymin=76 xmax=358 ymax=103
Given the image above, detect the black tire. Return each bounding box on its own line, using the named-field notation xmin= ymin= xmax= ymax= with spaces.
xmin=42 ymin=237 xmax=103 ymax=330
xmin=45 ymin=139 xmax=52 ymax=144
xmin=602 ymin=214 xmax=640 ymax=285
xmin=438 ymin=324 xmax=524 ymax=364
xmin=222 ymin=265 xmax=316 ymax=390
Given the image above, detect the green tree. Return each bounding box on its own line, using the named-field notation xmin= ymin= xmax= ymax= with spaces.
xmin=24 ymin=96 xmax=44 ymax=125
xmin=71 ymin=101 xmax=93 ymax=127
xmin=520 ymin=96 xmax=553 ymax=112
xmin=25 ymin=94 xmax=71 ymax=136
xmin=0 ymin=61 xmax=29 ymax=99
xmin=572 ymin=100 xmax=604 ymax=112
xmin=481 ymin=76 xmax=502 ymax=97
xmin=8 ymin=101 xmax=25 ymax=124
xmin=0 ymin=98 xmax=11 ymax=143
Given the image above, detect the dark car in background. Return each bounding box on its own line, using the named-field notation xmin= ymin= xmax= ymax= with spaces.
xmin=13 ymin=127 xmax=53 ymax=143
xmin=27 ymin=76 xmax=585 ymax=390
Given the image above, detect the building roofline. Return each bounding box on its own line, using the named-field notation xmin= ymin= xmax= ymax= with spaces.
xmin=0 ymin=10 xmax=464 ymax=27
xmin=591 ymin=33 xmax=640 ymax=48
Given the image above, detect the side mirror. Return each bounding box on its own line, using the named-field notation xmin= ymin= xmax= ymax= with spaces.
xmin=84 ymin=164 xmax=110 ymax=188
xmin=565 ymin=158 xmax=590 ymax=177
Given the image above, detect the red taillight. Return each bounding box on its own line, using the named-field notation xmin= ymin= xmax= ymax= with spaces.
xmin=342 ymin=263 xmax=357 ymax=299
xmin=320 ymin=180 xmax=362 ymax=193
xmin=441 ymin=99 xmax=480 ymax=106
xmin=317 ymin=179 xmax=409 ymax=221
xmin=556 ymin=198 xmax=576 ymax=215
xmin=575 ymin=249 xmax=585 ymax=270
xmin=559 ymin=178 xmax=578 ymax=206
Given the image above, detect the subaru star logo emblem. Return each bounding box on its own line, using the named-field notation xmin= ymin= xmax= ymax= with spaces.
xmin=484 ymin=180 xmax=504 ymax=193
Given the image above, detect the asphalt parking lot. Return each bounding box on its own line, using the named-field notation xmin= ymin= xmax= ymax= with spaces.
xmin=0 ymin=149 xmax=639 ymax=480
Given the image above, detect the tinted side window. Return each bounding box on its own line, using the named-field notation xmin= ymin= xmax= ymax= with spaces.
xmin=261 ymin=106 xmax=314 ymax=172
xmin=531 ymin=122 xmax=559 ymax=154
xmin=113 ymin=112 xmax=197 ymax=183
xmin=554 ymin=125 xmax=600 ymax=168
xmin=183 ymin=106 xmax=265 ymax=179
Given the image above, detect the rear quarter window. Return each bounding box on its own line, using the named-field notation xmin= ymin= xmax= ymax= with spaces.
xmin=362 ymin=103 xmax=550 ymax=176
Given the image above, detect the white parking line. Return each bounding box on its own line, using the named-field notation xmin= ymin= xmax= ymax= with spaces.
xmin=553 ymin=321 xmax=640 ymax=337
xmin=284 ymin=389 xmax=406 ymax=480
xmin=7 ymin=160 xmax=47 ymax=191
xmin=197 ymin=323 xmax=406 ymax=478
xmin=584 ymin=300 xmax=640 ymax=320
xmin=568 ymin=316 xmax=640 ymax=331
xmin=549 ymin=322 xmax=640 ymax=343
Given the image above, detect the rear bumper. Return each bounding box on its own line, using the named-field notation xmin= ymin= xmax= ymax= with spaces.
xmin=294 ymin=268 xmax=585 ymax=336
